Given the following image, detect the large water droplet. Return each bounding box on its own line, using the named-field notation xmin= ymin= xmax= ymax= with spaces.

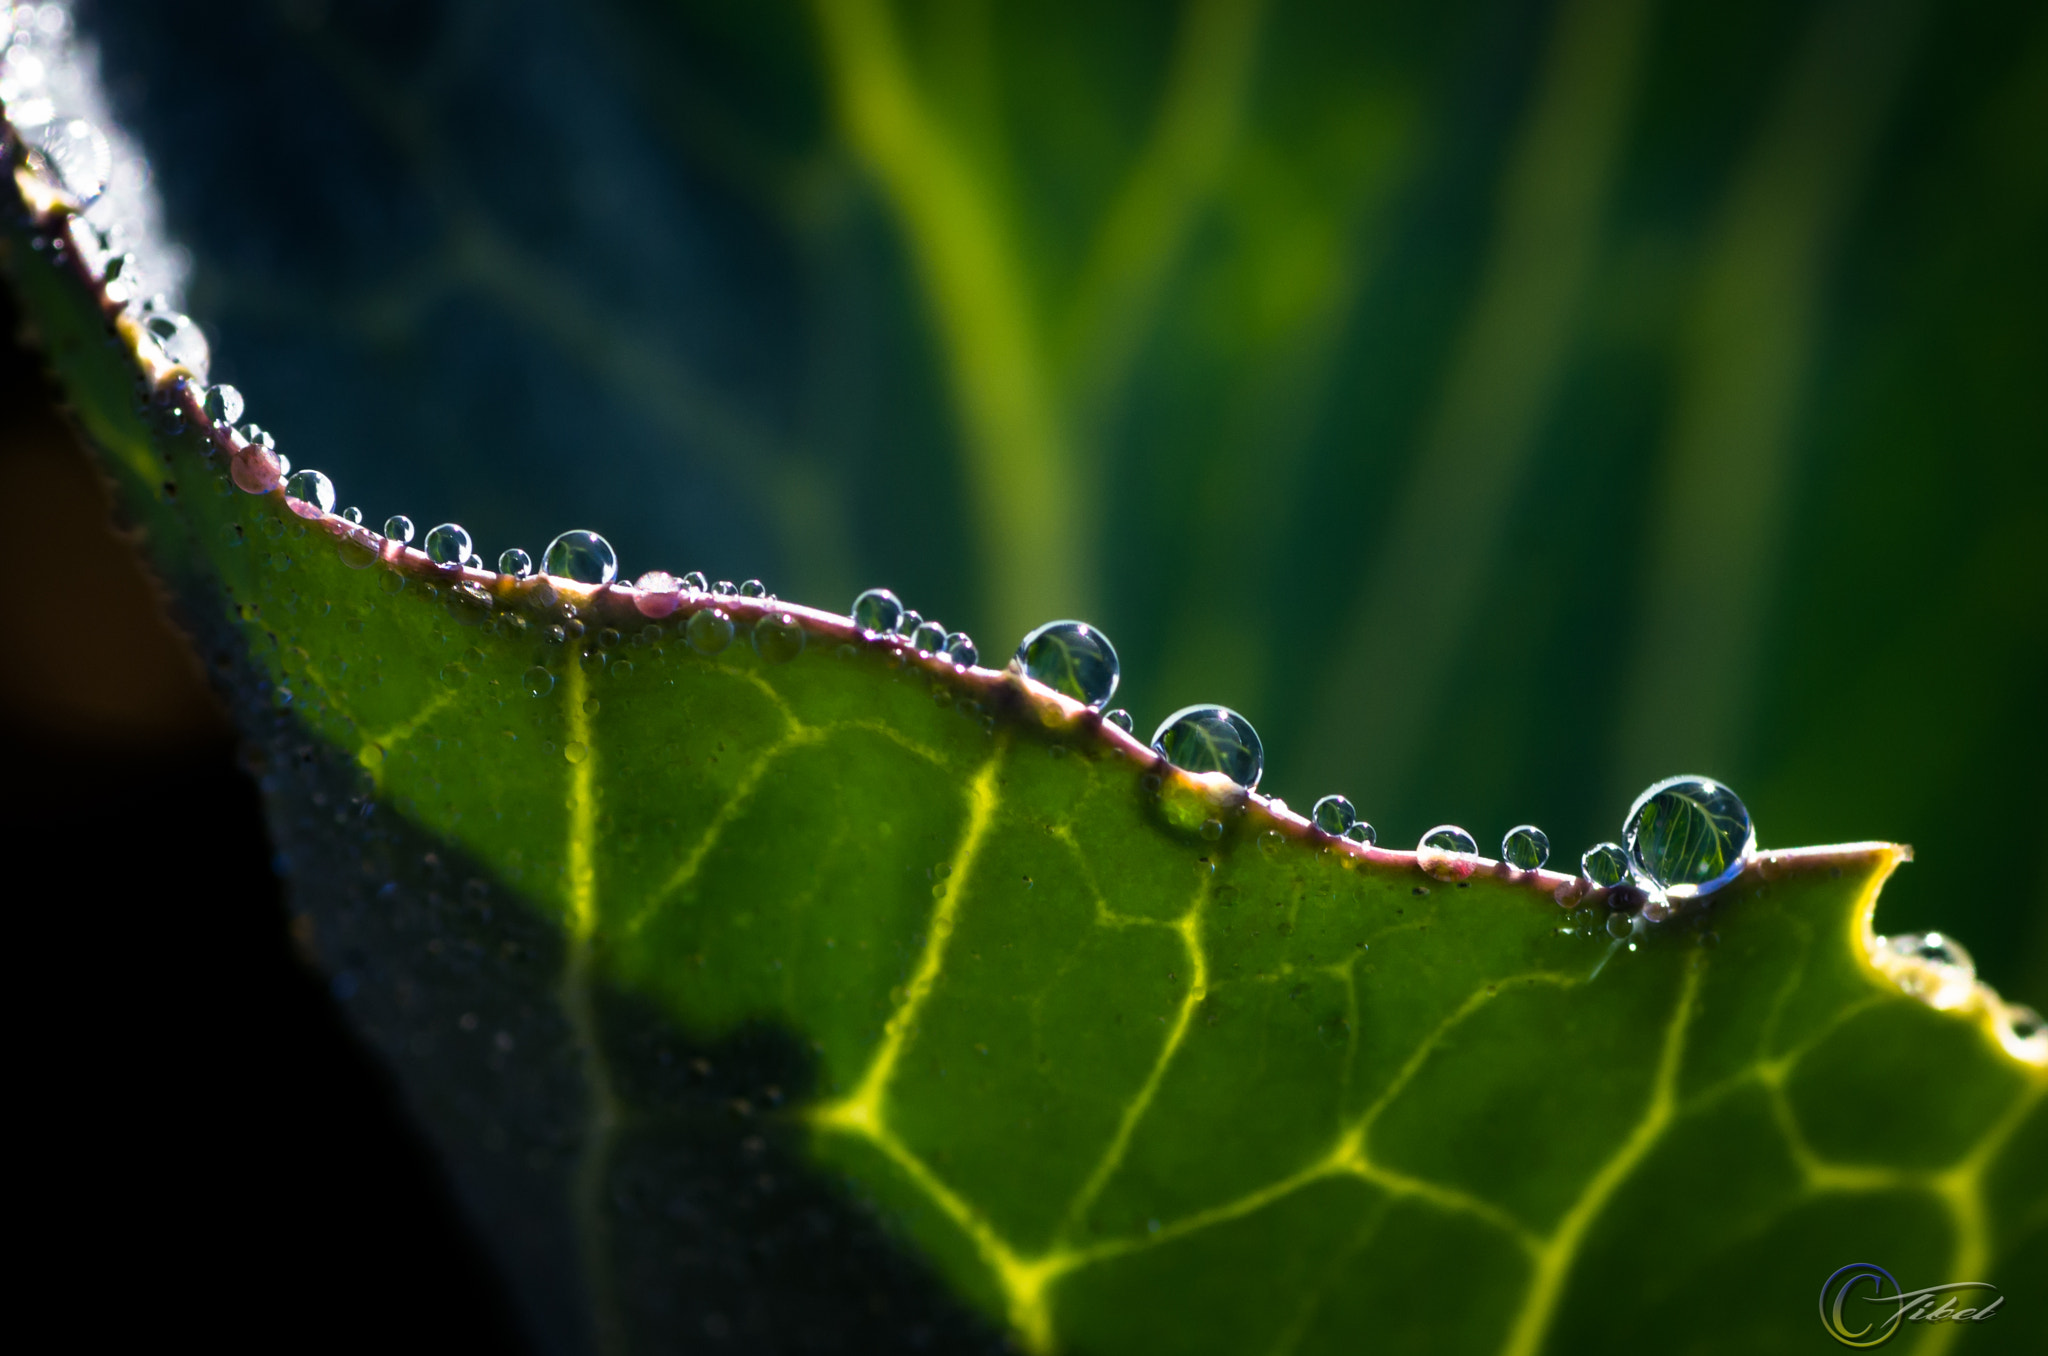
xmin=34 ymin=118 xmax=111 ymax=202
xmin=284 ymin=469 xmax=334 ymax=515
xmin=1417 ymin=826 xmax=1477 ymax=881
xmin=1151 ymin=705 xmax=1263 ymax=788
xmin=424 ymin=523 xmax=471 ymax=566
xmin=944 ymin=631 xmax=978 ymax=666
xmin=543 ymin=529 xmax=617 ymax=585
xmin=202 ymin=384 xmax=244 ymax=427
xmin=230 ymin=445 xmax=281 ymax=495
xmin=852 ymin=587 xmax=902 ymax=634
xmin=687 ymin=607 xmax=734 ymax=655
xmin=1311 ymin=795 xmax=1356 ymax=836
xmin=1581 ymin=842 xmax=1630 ymax=888
xmin=140 ymin=311 xmax=210 ymax=383
xmin=754 ymin=612 xmax=805 ymax=664
xmin=1625 ymin=775 xmax=1754 ymax=899
xmin=633 ymin=571 xmax=680 ymax=618
xmin=383 ymin=515 xmax=415 ymax=544
xmin=1015 ymin=621 xmax=1119 ymax=710
xmin=499 ymin=547 xmax=533 ymax=578
xmin=910 ymin=620 xmax=947 ymax=654
xmin=1501 ymin=825 xmax=1550 ymax=871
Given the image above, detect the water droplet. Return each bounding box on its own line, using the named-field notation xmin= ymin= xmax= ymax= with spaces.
xmin=2001 ymin=1004 xmax=2045 ymax=1060
xmin=1103 ymin=709 xmax=1134 ymax=733
xmin=944 ymin=632 xmax=978 ymax=666
xmin=633 ymin=571 xmax=680 ymax=618
xmin=1877 ymin=932 xmax=1976 ymax=1010
xmin=340 ymin=506 xmax=363 ymax=525
xmin=687 ymin=607 xmax=735 ymax=655
xmin=140 ymin=310 xmax=210 ymax=383
xmin=1311 ymin=795 xmax=1356 ymax=835
xmin=1501 ymin=825 xmax=1550 ymax=871
xmin=1605 ymin=911 xmax=1637 ymax=940
xmin=753 ymin=612 xmax=804 ymax=664
xmin=424 ymin=523 xmax=471 ymax=566
xmin=1014 ymin=621 xmax=1120 ymax=710
xmin=852 ymin=587 xmax=902 ymax=634
xmin=1200 ymin=819 xmax=1224 ymax=841
xmin=487 ymin=547 xmax=528 ymax=579
xmin=335 ymin=534 xmax=377 ymax=569
xmin=1605 ymin=883 xmax=1650 ymax=915
xmin=523 ymin=666 xmax=554 ymax=697
xmin=542 ymin=529 xmax=617 ymax=585
xmin=1624 ymin=775 xmax=1754 ymax=900
xmin=610 ymin=659 xmax=634 ymax=680
xmin=229 ymin=445 xmax=281 ymax=495
xmin=1343 ymin=821 xmax=1377 ymax=846
xmin=383 ymin=515 xmax=415 ymax=544
xmin=439 ymin=662 xmax=470 ymax=688
xmin=739 ymin=579 xmax=768 ymax=598
xmin=682 ymin=571 xmax=708 ymax=592
xmin=238 ymin=422 xmax=275 ymax=451
xmin=901 ymin=620 xmax=941 ymax=653
xmin=202 ymin=384 xmax=244 ymax=426
xmin=713 ymin=580 xmax=738 ymax=597
xmin=33 ymin=118 xmax=111 ymax=202
xmin=1581 ymin=842 xmax=1631 ymax=888
xmin=1151 ymin=705 xmax=1263 ymax=788
xmin=564 ymin=741 xmax=589 ymax=765
xmin=1417 ymin=826 xmax=1477 ymax=881
xmin=284 ymin=468 xmax=334 ymax=515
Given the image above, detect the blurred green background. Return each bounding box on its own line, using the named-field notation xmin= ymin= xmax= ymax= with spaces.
xmin=39 ymin=0 xmax=2047 ymax=1004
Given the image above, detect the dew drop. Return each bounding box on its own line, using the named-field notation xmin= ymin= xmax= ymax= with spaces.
xmin=1625 ymin=775 xmax=1755 ymax=900
xmin=340 ymin=506 xmax=363 ymax=526
xmin=634 ymin=571 xmax=680 ymax=618
xmin=687 ymin=607 xmax=735 ymax=655
xmin=713 ymin=580 xmax=738 ymax=597
xmin=1343 ymin=821 xmax=1377 ymax=846
xmin=383 ymin=515 xmax=415 ymax=544
xmin=739 ymin=579 xmax=768 ymax=598
xmin=1605 ymin=911 xmax=1637 ymax=940
xmin=202 ymin=383 xmax=244 ymax=427
xmin=424 ymin=523 xmax=471 ymax=567
xmin=1013 ymin=620 xmax=1120 ymax=709
xmin=523 ymin=666 xmax=554 ymax=697
xmin=1501 ymin=825 xmax=1550 ymax=871
xmin=908 ymin=620 xmax=946 ymax=654
xmin=1311 ymin=795 xmax=1356 ymax=836
xmin=1200 ymin=819 xmax=1224 ymax=841
xmin=681 ymin=571 xmax=708 ymax=592
xmin=439 ymin=662 xmax=470 ymax=688
xmin=1877 ymin=932 xmax=1977 ymax=1010
xmin=1581 ymin=842 xmax=1631 ymax=888
xmin=852 ymin=587 xmax=903 ymax=634
xmin=33 ymin=118 xmax=111 ymax=202
xmin=284 ymin=468 xmax=334 ymax=515
xmin=1417 ymin=826 xmax=1478 ymax=881
xmin=1151 ymin=705 xmax=1263 ymax=788
xmin=238 ymin=422 xmax=275 ymax=451
xmin=139 ymin=310 xmax=210 ymax=383
xmin=1103 ymin=709 xmax=1134 ymax=733
xmin=1605 ymin=883 xmax=1650 ymax=915
xmin=541 ymin=529 xmax=617 ymax=585
xmin=335 ymin=534 xmax=378 ymax=570
xmin=229 ymin=445 xmax=282 ymax=495
xmin=944 ymin=632 xmax=978 ymax=666
xmin=497 ymin=547 xmax=532 ymax=578
xmin=753 ymin=612 xmax=805 ymax=664
xmin=564 ymin=741 xmax=589 ymax=765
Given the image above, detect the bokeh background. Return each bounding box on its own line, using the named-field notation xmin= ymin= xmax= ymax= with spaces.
xmin=5 ymin=2 xmax=2043 ymax=1310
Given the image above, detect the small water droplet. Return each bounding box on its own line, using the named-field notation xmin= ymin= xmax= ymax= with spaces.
xmin=1151 ymin=705 xmax=1263 ymax=788
xmin=543 ymin=529 xmax=617 ymax=585
xmin=493 ymin=547 xmax=532 ymax=578
xmin=688 ymin=607 xmax=735 ymax=655
xmin=909 ymin=619 xmax=946 ymax=653
xmin=229 ymin=445 xmax=281 ymax=495
xmin=1200 ymin=819 xmax=1224 ymax=841
xmin=753 ymin=612 xmax=805 ymax=664
xmin=682 ymin=571 xmax=708 ymax=591
xmin=1605 ymin=884 xmax=1650 ymax=915
xmin=852 ymin=588 xmax=902 ymax=634
xmin=1877 ymin=932 xmax=1977 ymax=1009
xmin=139 ymin=310 xmax=210 ymax=382
xmin=1311 ymin=795 xmax=1356 ymax=836
xmin=381 ymin=572 xmax=406 ymax=595
xmin=713 ymin=580 xmax=738 ymax=597
xmin=1605 ymin=911 xmax=1637 ymax=940
xmin=1103 ymin=709 xmax=1134 ymax=733
xmin=2001 ymin=1005 xmax=2045 ymax=1060
xmin=1343 ymin=821 xmax=1377 ymax=846
xmin=237 ymin=422 xmax=274 ymax=451
xmin=335 ymin=533 xmax=377 ymax=569
xmin=383 ymin=515 xmax=416 ymax=544
xmin=284 ymin=468 xmax=334 ymax=515
xmin=33 ymin=118 xmax=111 ymax=202
xmin=424 ymin=523 xmax=471 ymax=566
xmin=340 ymin=506 xmax=363 ymax=525
xmin=202 ymin=383 xmax=244 ymax=426
xmin=1625 ymin=775 xmax=1754 ymax=900
xmin=633 ymin=571 xmax=680 ymax=618
xmin=564 ymin=741 xmax=589 ymax=765
xmin=739 ymin=579 xmax=768 ymax=598
xmin=944 ymin=631 xmax=978 ymax=666
xmin=1417 ymin=826 xmax=1477 ymax=881
xmin=1014 ymin=621 xmax=1119 ymax=709
xmin=1581 ymin=842 xmax=1631 ymax=888
xmin=440 ymin=662 xmax=469 ymax=688
xmin=611 ymin=659 xmax=634 ymax=680
xmin=523 ymin=666 xmax=554 ymax=697
xmin=1501 ymin=825 xmax=1550 ymax=871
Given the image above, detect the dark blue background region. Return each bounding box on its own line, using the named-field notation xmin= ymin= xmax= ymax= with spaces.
xmin=73 ymin=0 xmax=2048 ymax=1005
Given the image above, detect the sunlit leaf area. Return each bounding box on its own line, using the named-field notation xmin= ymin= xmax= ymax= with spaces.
xmin=2 ymin=1 xmax=2042 ymax=1352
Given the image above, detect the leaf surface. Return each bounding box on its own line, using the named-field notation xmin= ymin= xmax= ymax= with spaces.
xmin=5 ymin=171 xmax=2043 ymax=1354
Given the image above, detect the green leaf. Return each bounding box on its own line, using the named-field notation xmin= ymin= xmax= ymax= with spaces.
xmin=6 ymin=167 xmax=2043 ymax=1353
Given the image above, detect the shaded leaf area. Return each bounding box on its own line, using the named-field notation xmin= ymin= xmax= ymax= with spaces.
xmin=75 ymin=0 xmax=2048 ymax=1003
xmin=8 ymin=204 xmax=2042 ymax=1354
